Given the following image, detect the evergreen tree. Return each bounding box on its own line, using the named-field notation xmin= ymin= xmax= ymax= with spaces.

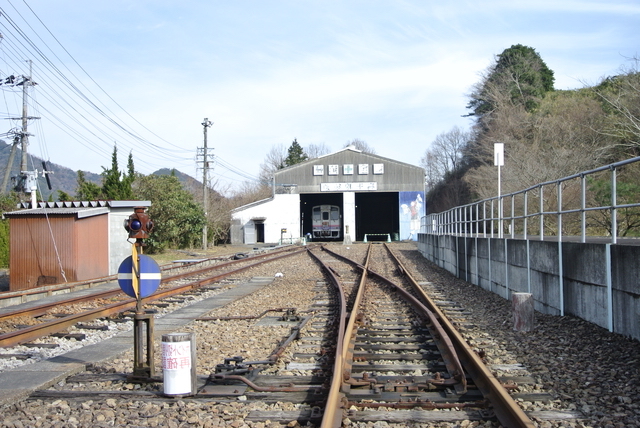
xmin=75 ymin=170 xmax=102 ymax=200
xmin=467 ymin=44 xmax=555 ymax=118
xmin=121 ymin=151 xmax=136 ymax=199
xmin=57 ymin=190 xmax=72 ymax=201
xmin=101 ymin=145 xmax=135 ymax=200
xmin=284 ymin=139 xmax=308 ymax=167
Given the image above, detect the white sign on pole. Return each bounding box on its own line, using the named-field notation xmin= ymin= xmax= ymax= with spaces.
xmin=494 ymin=143 xmax=504 ymax=166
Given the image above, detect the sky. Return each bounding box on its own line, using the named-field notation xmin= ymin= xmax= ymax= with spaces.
xmin=0 ymin=0 xmax=638 ymax=194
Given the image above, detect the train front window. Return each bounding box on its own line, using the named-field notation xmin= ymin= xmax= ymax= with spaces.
xmin=313 ymin=207 xmax=321 ymax=220
xmin=330 ymin=207 xmax=339 ymax=220
xmin=322 ymin=212 xmax=329 ymax=220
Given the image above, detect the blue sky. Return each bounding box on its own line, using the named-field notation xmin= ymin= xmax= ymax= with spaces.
xmin=0 ymin=0 xmax=638 ymax=193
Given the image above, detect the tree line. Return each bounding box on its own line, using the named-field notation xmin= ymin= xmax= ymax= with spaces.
xmin=421 ymin=44 xmax=640 ymax=237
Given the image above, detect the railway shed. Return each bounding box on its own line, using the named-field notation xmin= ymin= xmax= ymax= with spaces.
xmin=3 ymin=200 xmax=150 ymax=291
xmin=231 ymin=147 xmax=425 ymax=245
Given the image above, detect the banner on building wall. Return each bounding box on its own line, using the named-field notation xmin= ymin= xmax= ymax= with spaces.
xmin=399 ymin=191 xmax=425 ymax=241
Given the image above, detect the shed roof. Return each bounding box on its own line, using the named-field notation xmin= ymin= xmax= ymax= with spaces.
xmin=4 ymin=207 xmax=109 ymax=219
xmin=16 ymin=200 xmax=151 ymax=210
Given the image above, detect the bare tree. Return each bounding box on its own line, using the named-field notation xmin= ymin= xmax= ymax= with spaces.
xmin=344 ymin=138 xmax=376 ymax=154
xmin=591 ymin=58 xmax=640 ymax=148
xmin=421 ymin=126 xmax=470 ymax=187
xmin=422 ymin=151 xmax=439 ymax=191
xmin=230 ymin=180 xmax=272 ymax=207
xmin=305 ymin=142 xmax=331 ymax=159
xmin=258 ymin=144 xmax=287 ymax=185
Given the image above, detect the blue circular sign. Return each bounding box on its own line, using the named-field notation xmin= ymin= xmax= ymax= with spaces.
xmin=118 ymin=254 xmax=162 ymax=298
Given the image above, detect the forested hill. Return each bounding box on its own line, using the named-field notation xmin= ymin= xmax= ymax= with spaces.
xmin=0 ymin=140 xmax=202 ymax=200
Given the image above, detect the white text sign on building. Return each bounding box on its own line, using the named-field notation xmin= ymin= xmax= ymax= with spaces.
xmin=320 ymin=182 xmax=377 ymax=191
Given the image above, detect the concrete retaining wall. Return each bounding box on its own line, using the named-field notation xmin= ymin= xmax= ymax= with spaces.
xmin=417 ymin=233 xmax=640 ymax=341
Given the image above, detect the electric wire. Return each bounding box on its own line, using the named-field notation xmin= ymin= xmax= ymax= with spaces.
xmin=0 ymin=3 xmax=195 ymax=175
xmin=1 ymin=3 xmax=263 ymax=195
xmin=16 ymin=0 xmax=188 ymax=153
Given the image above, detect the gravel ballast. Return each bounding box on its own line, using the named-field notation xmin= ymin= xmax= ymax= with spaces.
xmin=0 ymin=243 xmax=639 ymax=428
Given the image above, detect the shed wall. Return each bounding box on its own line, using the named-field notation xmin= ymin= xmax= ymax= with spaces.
xmin=9 ymin=214 xmax=109 ymax=291
xmin=75 ymin=214 xmax=109 ymax=280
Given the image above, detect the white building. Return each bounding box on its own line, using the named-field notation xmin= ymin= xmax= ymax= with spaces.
xmin=231 ymin=147 xmax=425 ymax=245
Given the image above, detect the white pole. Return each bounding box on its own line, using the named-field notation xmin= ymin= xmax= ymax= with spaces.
xmin=498 ymin=157 xmax=502 ymax=238
xmin=494 ymin=143 xmax=504 ymax=239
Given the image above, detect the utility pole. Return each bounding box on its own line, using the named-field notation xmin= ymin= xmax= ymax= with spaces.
xmin=20 ymin=61 xmax=33 ymax=174
xmin=2 ymin=60 xmax=39 ymax=194
xmin=198 ymin=118 xmax=214 ymax=250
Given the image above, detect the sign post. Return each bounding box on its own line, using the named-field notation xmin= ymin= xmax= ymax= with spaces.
xmin=118 ymin=206 xmax=159 ymax=378
xmin=494 ymin=143 xmax=504 ymax=238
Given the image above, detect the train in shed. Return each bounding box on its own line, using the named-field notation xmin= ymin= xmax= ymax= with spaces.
xmin=312 ymin=205 xmax=341 ymax=239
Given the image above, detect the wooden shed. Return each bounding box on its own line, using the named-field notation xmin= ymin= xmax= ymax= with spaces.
xmin=4 ymin=200 xmax=151 ymax=292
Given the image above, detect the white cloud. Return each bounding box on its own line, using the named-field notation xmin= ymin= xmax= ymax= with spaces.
xmin=3 ymin=0 xmax=637 ymax=191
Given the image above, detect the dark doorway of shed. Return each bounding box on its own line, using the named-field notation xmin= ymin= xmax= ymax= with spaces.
xmin=355 ymin=192 xmax=399 ymax=242
xmin=255 ymin=222 xmax=264 ymax=243
xmin=300 ymin=193 xmax=343 ymax=242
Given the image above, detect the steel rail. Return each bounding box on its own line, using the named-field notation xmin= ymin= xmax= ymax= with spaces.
xmin=0 ymin=246 xmax=305 ymax=323
xmin=383 ymin=243 xmax=536 ymax=428
xmin=339 ymin=244 xmax=372 ymax=387
xmin=0 ymin=246 xmax=300 ymax=312
xmin=0 ymin=247 xmax=308 ymax=348
xmin=306 ymin=247 xmax=348 ymax=428
xmin=0 ymin=251 xmax=226 ymax=307
xmin=319 ymin=245 xmax=466 ymax=392
xmin=0 ymin=289 xmax=123 ymax=322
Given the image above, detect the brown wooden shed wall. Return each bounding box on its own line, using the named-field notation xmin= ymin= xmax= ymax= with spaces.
xmin=75 ymin=215 xmax=109 ymax=280
xmin=9 ymin=214 xmax=109 ymax=291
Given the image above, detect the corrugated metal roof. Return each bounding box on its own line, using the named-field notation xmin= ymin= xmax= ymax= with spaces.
xmin=3 ymin=207 xmax=109 ymax=218
xmin=16 ymin=200 xmax=151 ymax=209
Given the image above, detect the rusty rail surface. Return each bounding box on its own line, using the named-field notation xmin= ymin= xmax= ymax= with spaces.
xmin=321 ymin=245 xmax=466 ymax=391
xmin=306 ymin=247 xmax=348 ymax=428
xmin=0 ymin=247 xmax=301 ymax=323
xmin=383 ymin=243 xmax=536 ymax=428
xmin=0 ymin=288 xmax=123 ymax=322
xmin=0 ymin=247 xmax=308 ymax=348
xmin=316 ymin=244 xmax=467 ymax=427
xmin=0 ymin=245 xmax=299 ymax=310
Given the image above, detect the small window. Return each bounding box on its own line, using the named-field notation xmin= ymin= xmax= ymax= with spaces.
xmin=322 ymin=211 xmax=329 ymax=220
xmin=330 ymin=207 xmax=340 ymax=220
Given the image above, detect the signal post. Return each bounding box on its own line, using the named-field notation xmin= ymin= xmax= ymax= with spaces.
xmin=119 ymin=206 xmax=161 ymax=379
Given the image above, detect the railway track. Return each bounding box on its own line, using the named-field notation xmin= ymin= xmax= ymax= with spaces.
xmin=0 ymin=245 xmax=308 ymax=349
xmin=309 ymin=243 xmax=534 ymax=428
xmin=1 ymin=243 xmax=575 ymax=427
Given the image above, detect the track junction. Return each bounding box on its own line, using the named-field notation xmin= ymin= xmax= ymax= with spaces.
xmin=0 ymin=242 xmax=635 ymax=427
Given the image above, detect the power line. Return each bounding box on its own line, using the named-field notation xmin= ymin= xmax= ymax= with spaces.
xmin=0 ymin=3 xmax=196 ymax=176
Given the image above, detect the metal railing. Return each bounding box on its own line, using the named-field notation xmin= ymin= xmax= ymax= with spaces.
xmin=421 ymin=156 xmax=640 ymax=244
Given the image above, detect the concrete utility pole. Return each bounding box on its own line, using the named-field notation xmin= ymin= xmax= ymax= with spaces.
xmin=20 ymin=61 xmax=33 ymax=174
xmin=199 ymin=118 xmax=214 ymax=250
xmin=2 ymin=60 xmax=39 ymax=194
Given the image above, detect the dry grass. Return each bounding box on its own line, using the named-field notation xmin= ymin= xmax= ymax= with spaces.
xmin=147 ymin=245 xmax=257 ymax=265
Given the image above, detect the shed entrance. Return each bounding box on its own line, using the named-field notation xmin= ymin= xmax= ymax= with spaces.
xmin=355 ymin=192 xmax=399 ymax=241
xmin=300 ymin=193 xmax=343 ymax=241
